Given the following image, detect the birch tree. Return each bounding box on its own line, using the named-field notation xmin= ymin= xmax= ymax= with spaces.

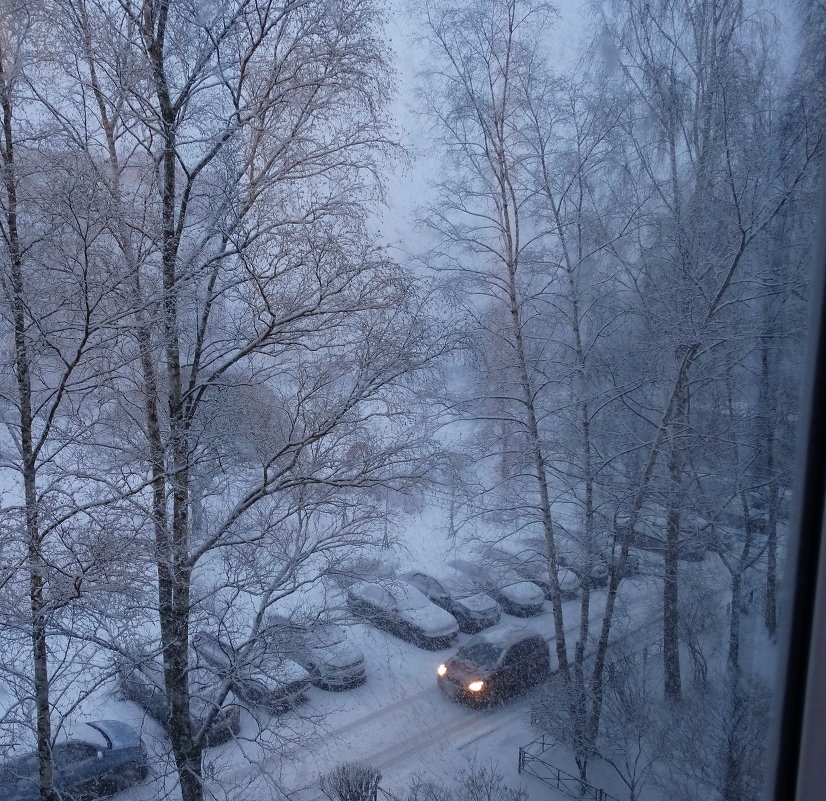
xmin=27 ymin=2 xmax=443 ymax=799
xmin=1 ymin=5 xmax=137 ymax=797
xmin=590 ymin=0 xmax=821 ymax=724
xmin=418 ymin=0 xmax=571 ymax=681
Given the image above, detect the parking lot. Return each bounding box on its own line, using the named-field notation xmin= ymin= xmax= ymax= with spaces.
xmin=56 ymin=568 xmax=655 ymax=801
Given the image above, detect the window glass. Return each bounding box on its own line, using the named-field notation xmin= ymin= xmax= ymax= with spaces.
xmin=0 ymin=1 xmax=818 ymax=800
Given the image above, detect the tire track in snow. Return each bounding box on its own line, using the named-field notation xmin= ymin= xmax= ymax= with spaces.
xmin=370 ymin=707 xmax=526 ymax=772
xmin=320 ymin=684 xmax=438 ymax=741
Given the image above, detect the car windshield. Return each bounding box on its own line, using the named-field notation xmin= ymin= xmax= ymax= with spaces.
xmin=0 ymin=4 xmax=818 ymax=801
xmin=455 ymin=641 xmax=504 ymax=669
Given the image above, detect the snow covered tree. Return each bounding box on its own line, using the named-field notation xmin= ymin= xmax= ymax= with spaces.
xmin=16 ymin=1 xmax=446 ymax=799
xmin=1 ymin=5 xmax=143 ymax=797
xmin=417 ymin=0 xmax=573 ymax=682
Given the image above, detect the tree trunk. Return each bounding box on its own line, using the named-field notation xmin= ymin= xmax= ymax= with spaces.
xmin=663 ymin=393 xmax=685 ymax=703
xmin=759 ymin=340 xmax=779 ymax=637
xmin=663 ymin=497 xmax=682 ymax=701
xmin=765 ymin=507 xmax=778 ymax=637
xmin=728 ymin=571 xmax=742 ymax=670
xmin=506 ymin=258 xmax=569 ymax=680
xmin=139 ymin=5 xmax=203 ymax=798
xmin=497 ymin=115 xmax=569 ymax=680
xmin=1 ymin=62 xmax=56 ymax=801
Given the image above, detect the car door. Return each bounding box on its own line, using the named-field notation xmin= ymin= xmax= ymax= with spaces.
xmin=497 ymin=641 xmax=528 ymax=697
xmin=523 ymin=636 xmax=550 ymax=684
xmin=53 ymin=742 xmax=102 ymax=801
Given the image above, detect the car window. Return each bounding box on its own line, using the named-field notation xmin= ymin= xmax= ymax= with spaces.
xmin=503 ymin=643 xmax=527 ymax=664
xmin=455 ymin=641 xmax=503 ymax=668
xmin=53 ymin=742 xmax=98 ymax=768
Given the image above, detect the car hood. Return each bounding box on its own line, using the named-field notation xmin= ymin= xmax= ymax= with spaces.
xmin=400 ymin=605 xmax=459 ymax=636
xmin=501 ymin=581 xmax=545 ymax=605
xmin=444 ymin=657 xmax=492 ymax=684
xmin=456 ymin=592 xmax=499 ymax=615
xmin=84 ymin=720 xmax=142 ymax=749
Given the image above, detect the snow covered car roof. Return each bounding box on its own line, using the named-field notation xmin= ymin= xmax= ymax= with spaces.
xmin=469 ymin=621 xmax=545 ymax=649
xmin=449 ymin=558 xmax=545 ymax=605
xmin=349 ymin=579 xmax=459 ymax=637
xmin=263 ymin=616 xmax=364 ymax=670
xmin=558 ymin=567 xmax=580 ymax=591
xmin=193 ymin=632 xmax=310 ymax=684
xmin=456 ymin=591 xmax=500 ymax=613
xmin=498 ymin=580 xmax=545 ymax=606
xmin=401 ymin=568 xmax=499 ymax=613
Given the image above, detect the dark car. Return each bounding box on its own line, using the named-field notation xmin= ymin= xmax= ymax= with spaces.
xmin=192 ymin=632 xmax=311 ymax=711
xmin=347 ymin=579 xmax=459 ymax=649
xmin=437 ymin=624 xmax=550 ymax=705
xmin=117 ymin=654 xmax=241 ymax=746
xmin=400 ymin=569 xmax=501 ymax=633
xmin=0 ymin=720 xmax=148 ymax=801
xmin=261 ymin=616 xmax=366 ymax=690
xmin=448 ymin=558 xmax=546 ymax=616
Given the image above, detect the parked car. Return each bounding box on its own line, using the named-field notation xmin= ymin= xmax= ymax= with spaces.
xmin=448 ymin=558 xmax=545 ymax=616
xmin=0 ymin=720 xmax=148 ymax=801
xmin=261 ymin=616 xmax=366 ymax=690
xmin=192 ymin=632 xmax=311 ymax=711
xmin=437 ymin=624 xmax=551 ymax=705
xmin=400 ymin=569 xmax=501 ymax=633
xmin=347 ymin=579 xmax=459 ymax=649
xmin=483 ymin=547 xmax=581 ymax=601
xmin=117 ymin=653 xmax=241 ymax=745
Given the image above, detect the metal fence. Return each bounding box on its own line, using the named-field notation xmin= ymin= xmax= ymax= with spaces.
xmin=518 ymin=736 xmax=623 ymax=801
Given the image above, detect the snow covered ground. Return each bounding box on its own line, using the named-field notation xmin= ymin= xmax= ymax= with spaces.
xmin=55 ymin=498 xmax=660 ymax=801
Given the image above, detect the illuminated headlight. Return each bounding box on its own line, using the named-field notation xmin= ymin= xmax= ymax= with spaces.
xmin=437 ymin=664 xmax=447 ymax=677
xmin=467 ymin=680 xmax=485 ymax=692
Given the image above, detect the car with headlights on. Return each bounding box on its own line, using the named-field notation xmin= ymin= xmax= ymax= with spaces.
xmin=448 ymin=558 xmax=546 ymax=616
xmin=0 ymin=720 xmax=148 ymax=801
xmin=192 ymin=632 xmax=311 ymax=711
xmin=436 ymin=624 xmax=550 ymax=705
xmin=117 ymin=652 xmax=241 ymax=745
xmin=262 ymin=615 xmax=366 ymax=690
xmin=347 ymin=579 xmax=459 ymax=649
xmin=400 ymin=569 xmax=501 ymax=633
